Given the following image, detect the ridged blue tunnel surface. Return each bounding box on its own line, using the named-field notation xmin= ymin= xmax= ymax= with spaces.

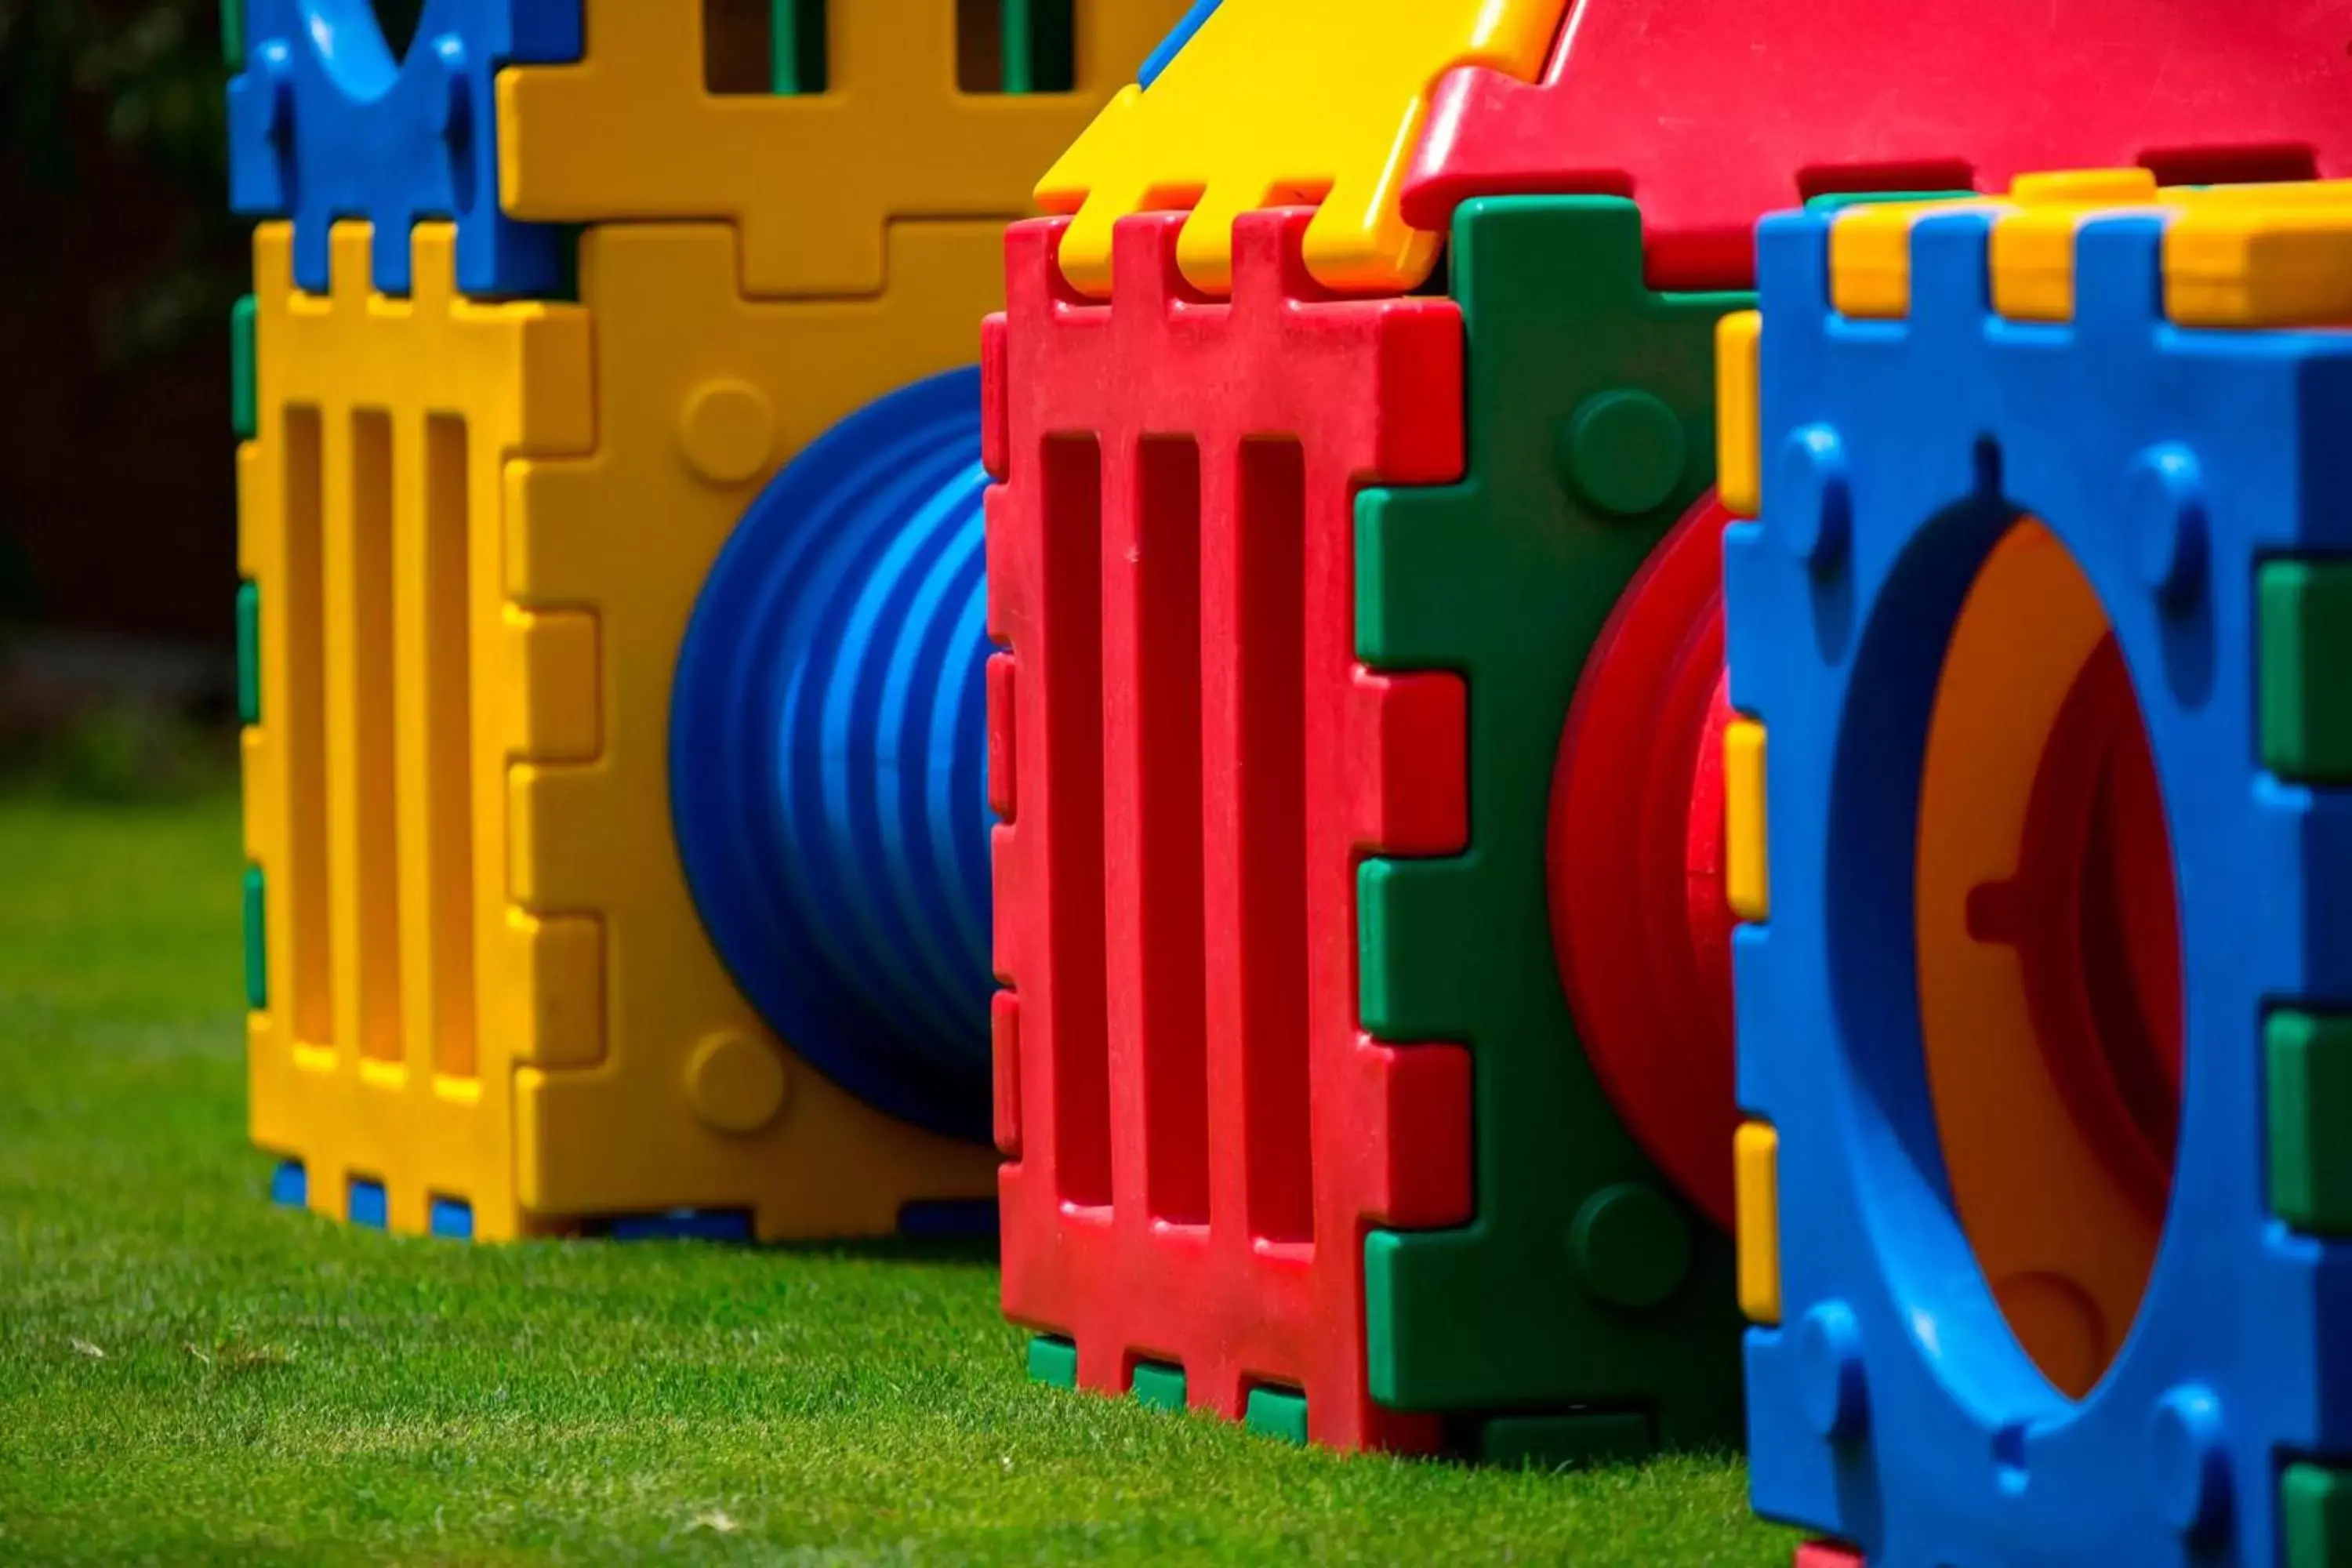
xmin=670 ymin=368 xmax=993 ymax=1144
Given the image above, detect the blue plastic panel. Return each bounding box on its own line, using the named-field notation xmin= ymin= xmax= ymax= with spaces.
xmin=227 ymin=0 xmax=582 ymax=296
xmin=1727 ymin=207 xmax=2352 ymax=1566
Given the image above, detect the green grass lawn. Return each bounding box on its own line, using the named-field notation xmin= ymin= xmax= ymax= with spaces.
xmin=0 ymin=791 xmax=1795 ymax=1565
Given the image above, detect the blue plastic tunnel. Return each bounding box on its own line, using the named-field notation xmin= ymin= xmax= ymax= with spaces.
xmin=670 ymin=368 xmax=995 ymax=1144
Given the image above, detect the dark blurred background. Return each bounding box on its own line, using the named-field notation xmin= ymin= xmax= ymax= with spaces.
xmin=0 ymin=0 xmax=326 ymax=796
xmin=0 ymin=0 xmax=1007 ymax=798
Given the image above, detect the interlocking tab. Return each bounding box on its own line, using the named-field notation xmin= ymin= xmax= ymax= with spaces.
xmin=229 ymin=0 xmax=582 ymax=296
xmin=988 ymin=206 xmax=1471 ymax=1451
xmin=1403 ymin=0 xmax=2352 ymax=289
xmin=496 ymin=0 xmax=1192 ymax=299
xmin=1035 ymin=0 xmax=1566 ymax=297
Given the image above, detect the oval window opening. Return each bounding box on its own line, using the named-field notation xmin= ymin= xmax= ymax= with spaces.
xmin=1915 ymin=518 xmax=2182 ymax=1399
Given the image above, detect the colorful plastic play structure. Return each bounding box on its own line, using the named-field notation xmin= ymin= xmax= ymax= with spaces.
xmin=229 ymin=2 xmax=2352 ymax=1563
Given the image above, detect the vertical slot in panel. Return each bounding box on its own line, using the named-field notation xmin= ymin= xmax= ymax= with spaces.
xmin=1134 ymin=437 xmax=1208 ymax=1225
xmin=1236 ymin=439 xmax=1312 ymax=1244
xmin=958 ymin=0 xmax=1005 ymax=91
xmin=1044 ymin=435 xmax=1111 ymax=1207
xmin=702 ymin=0 xmax=774 ymax=93
xmin=423 ymin=416 xmax=476 ymax=1080
xmin=350 ymin=411 xmax=405 ymax=1064
xmin=283 ymin=408 xmax=333 ymax=1047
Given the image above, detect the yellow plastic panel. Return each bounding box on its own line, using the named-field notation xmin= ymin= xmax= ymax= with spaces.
xmin=496 ymin=0 xmax=1192 ymax=299
xmin=1734 ymin=1120 xmax=1781 ymax=1326
xmin=1036 ymin=0 xmax=1567 ymax=296
xmin=1915 ymin=521 xmax=2160 ymax=1397
xmin=241 ymin=219 xmax=1000 ymax=1240
xmin=1724 ymin=719 xmax=1769 ymax=923
xmin=240 ymin=220 xmax=593 ymax=1240
xmin=503 ymin=220 xmax=1005 ymax=1233
xmin=1715 ymin=310 xmax=1762 ymax=519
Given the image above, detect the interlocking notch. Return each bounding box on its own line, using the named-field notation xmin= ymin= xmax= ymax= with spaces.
xmin=240 ymin=215 xmax=1007 ymax=1238
xmin=229 ymin=0 xmax=583 ymax=296
xmin=1402 ymin=0 xmax=2352 ymax=290
xmin=985 ymin=208 xmax=1472 ymax=1450
xmin=1355 ymin=197 xmax=1746 ymax=1452
xmin=1730 ymin=191 xmax=2352 ymax=1566
xmin=496 ymin=0 xmax=1196 ymax=299
xmin=240 ymin=220 xmax=593 ymax=1239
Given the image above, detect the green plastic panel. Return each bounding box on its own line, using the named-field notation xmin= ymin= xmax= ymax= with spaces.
xmin=223 ymin=0 xmax=244 ymax=68
xmin=1477 ymin=1410 xmax=1653 ymax=1470
xmin=236 ymin=579 xmax=260 ymax=727
xmin=1129 ymin=1361 xmax=1185 ymax=1412
xmin=2268 ymin=1010 xmax=2352 ymax=1234
xmin=243 ymin=865 xmax=267 ymax=1011
xmin=1243 ymin=1387 xmax=1308 ymax=1445
xmin=1004 ymin=0 xmax=1076 ymax=93
xmin=2286 ymin=1462 xmax=2352 ymax=1568
xmin=771 ymin=0 xmax=829 ymax=94
xmin=2260 ymin=559 xmax=2352 ymax=782
xmin=1025 ymin=1334 xmax=1076 ymax=1388
xmin=1355 ymin=197 xmax=1748 ymax=1450
xmin=231 ymin=295 xmax=257 ymax=441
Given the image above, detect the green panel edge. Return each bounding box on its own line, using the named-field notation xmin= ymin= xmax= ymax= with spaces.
xmin=1802 ymin=189 xmax=1976 ymax=213
xmin=1025 ymin=1334 xmax=1076 ymax=1388
xmin=2267 ymin=1010 xmax=2352 ymax=1234
xmin=1004 ymin=0 xmax=1076 ymax=94
xmin=1129 ymin=1361 xmax=1185 ymax=1413
xmin=223 ymin=0 xmax=244 ymax=68
xmin=2285 ymin=1462 xmax=2352 ymax=1568
xmin=242 ymin=865 xmax=267 ymax=1011
xmin=231 ymin=295 xmax=257 ymax=441
xmin=1243 ymin=1387 xmax=1308 ymax=1446
xmin=236 ymin=579 xmax=261 ymax=727
xmin=1355 ymin=196 xmax=1748 ymax=1450
xmin=771 ymin=0 xmax=829 ymax=94
xmin=2260 ymin=559 xmax=2352 ymax=783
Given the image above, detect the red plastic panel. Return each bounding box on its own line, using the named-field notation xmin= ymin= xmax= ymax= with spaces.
xmin=1404 ymin=2 xmax=2352 ymax=288
xmin=1548 ymin=493 xmax=1737 ymax=1231
xmin=985 ymin=208 xmax=1472 ymax=1452
xmin=1793 ymin=1545 xmax=1865 ymax=1568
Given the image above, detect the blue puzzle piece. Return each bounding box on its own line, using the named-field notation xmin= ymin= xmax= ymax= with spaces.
xmin=269 ymin=1159 xmax=307 ymax=1207
xmin=604 ymin=1210 xmax=755 ymax=1243
xmin=1726 ymin=207 xmax=2352 ymax=1566
xmin=347 ymin=1176 xmax=390 ymax=1229
xmin=227 ymin=0 xmax=582 ymax=297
